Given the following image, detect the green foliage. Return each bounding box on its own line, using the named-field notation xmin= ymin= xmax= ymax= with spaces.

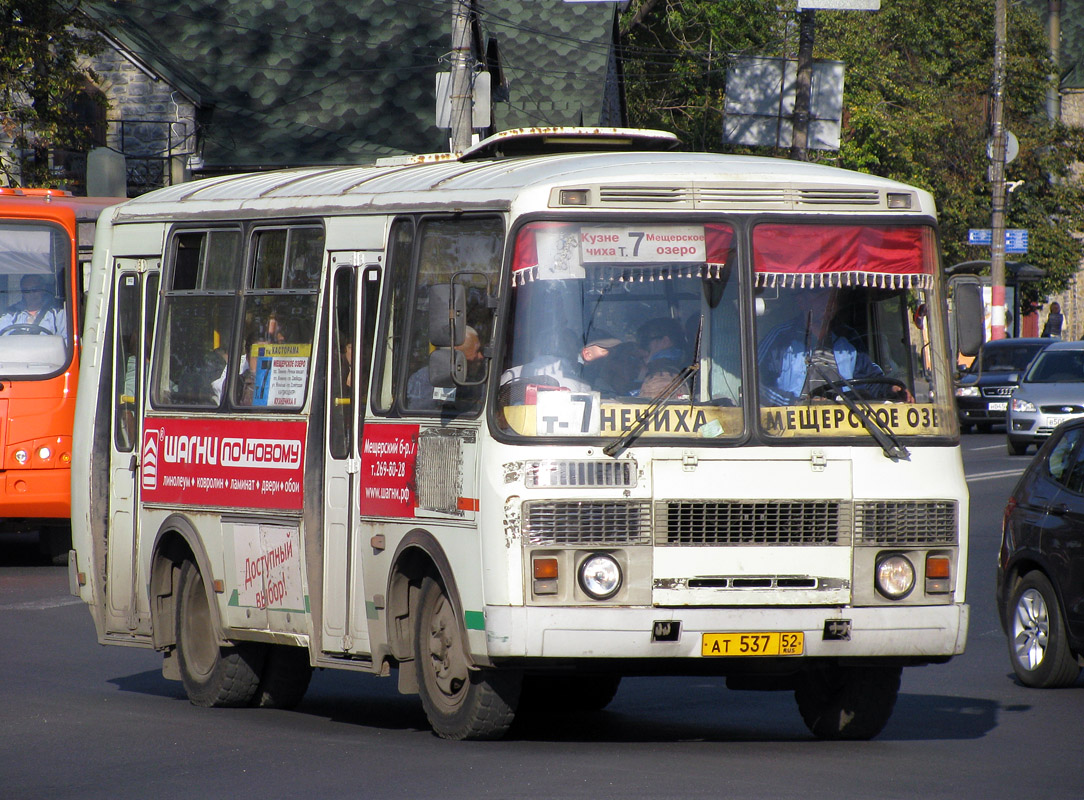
xmin=621 ymin=0 xmax=1084 ymax=308
xmin=0 ymin=1 xmax=104 ymax=187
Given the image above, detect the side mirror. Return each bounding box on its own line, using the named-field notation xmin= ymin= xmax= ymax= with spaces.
xmin=429 ymin=284 xmax=466 ymax=348
xmin=952 ymin=280 xmax=984 ymax=358
xmin=428 ymin=347 xmax=466 ymax=388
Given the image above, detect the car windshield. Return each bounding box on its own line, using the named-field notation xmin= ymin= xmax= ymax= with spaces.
xmin=1024 ymin=350 xmax=1084 ymax=383
xmin=0 ymin=220 xmax=73 ymax=377
xmin=979 ymin=343 xmax=1045 ymax=373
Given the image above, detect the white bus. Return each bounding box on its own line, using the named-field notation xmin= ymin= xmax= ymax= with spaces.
xmin=70 ymin=128 xmax=974 ymax=740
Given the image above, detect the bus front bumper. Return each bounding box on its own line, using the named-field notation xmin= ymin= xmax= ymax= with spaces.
xmin=482 ymin=603 xmax=968 ymax=661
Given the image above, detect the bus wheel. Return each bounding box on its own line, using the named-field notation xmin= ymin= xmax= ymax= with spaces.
xmin=794 ymin=664 xmax=901 ymax=740
xmin=413 ymin=576 xmax=520 ymax=740
xmin=519 ymin=674 xmax=621 ymax=713
xmin=175 ymin=560 xmax=264 ymax=708
xmin=252 ymin=645 xmax=313 ymax=709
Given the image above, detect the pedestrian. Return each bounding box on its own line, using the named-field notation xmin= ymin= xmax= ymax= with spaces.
xmin=1042 ymin=302 xmax=1064 ymax=339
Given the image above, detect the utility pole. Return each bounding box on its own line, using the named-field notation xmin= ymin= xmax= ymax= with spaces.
xmin=989 ymin=0 xmax=1009 ymax=340
xmin=789 ymin=9 xmax=816 ymax=162
xmin=449 ymin=0 xmax=474 ymax=153
xmin=1047 ymin=0 xmax=1062 ymax=121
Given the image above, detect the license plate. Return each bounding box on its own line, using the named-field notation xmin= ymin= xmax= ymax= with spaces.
xmin=987 ymin=401 xmax=1007 ymax=412
xmin=701 ymin=631 xmax=804 ymax=657
xmin=1045 ymin=414 xmax=1072 ymax=428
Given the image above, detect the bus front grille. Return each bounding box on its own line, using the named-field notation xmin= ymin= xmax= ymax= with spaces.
xmin=655 ymin=500 xmax=850 ymax=546
xmin=853 ymin=500 xmax=958 ymax=546
xmin=523 ymin=500 xmax=652 ymax=545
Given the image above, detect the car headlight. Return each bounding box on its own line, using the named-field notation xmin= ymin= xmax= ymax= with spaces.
xmin=1011 ymin=397 xmax=1036 ymax=413
xmin=875 ymin=554 xmax=915 ymax=599
xmin=578 ymin=553 xmax=622 ymax=600
xmin=955 ymin=385 xmax=980 ymax=398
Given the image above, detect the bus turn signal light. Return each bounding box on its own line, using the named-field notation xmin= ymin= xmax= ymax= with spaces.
xmin=925 ymin=554 xmax=951 ymax=594
xmin=533 ymin=557 xmax=559 ymax=596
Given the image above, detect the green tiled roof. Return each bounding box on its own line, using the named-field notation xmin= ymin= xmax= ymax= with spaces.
xmin=82 ymin=1 xmax=620 ymax=169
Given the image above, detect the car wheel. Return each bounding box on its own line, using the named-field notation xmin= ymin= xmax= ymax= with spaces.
xmin=1007 ymin=572 xmax=1081 ymax=688
xmin=1007 ymin=437 xmax=1029 ymax=456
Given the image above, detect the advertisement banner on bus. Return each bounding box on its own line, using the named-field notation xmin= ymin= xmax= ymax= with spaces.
xmin=140 ymin=417 xmax=306 ymax=510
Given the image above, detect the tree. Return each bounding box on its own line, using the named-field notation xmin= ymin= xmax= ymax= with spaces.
xmin=621 ymin=0 xmax=1084 ymax=308
xmin=0 ymin=1 xmax=104 ymax=187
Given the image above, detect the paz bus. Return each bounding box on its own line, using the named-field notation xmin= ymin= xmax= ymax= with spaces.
xmin=0 ymin=188 xmax=121 ymax=558
xmin=70 ymin=128 xmax=975 ymax=740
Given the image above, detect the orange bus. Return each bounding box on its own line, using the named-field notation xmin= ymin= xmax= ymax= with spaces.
xmin=0 ymin=188 xmax=122 ymax=559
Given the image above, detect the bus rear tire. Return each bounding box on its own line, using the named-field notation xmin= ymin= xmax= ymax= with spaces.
xmin=413 ymin=576 xmax=520 ymax=740
xmin=794 ymin=664 xmax=901 ymax=740
xmin=252 ymin=644 xmax=313 ymax=709
xmin=176 ymin=560 xmax=264 ymax=708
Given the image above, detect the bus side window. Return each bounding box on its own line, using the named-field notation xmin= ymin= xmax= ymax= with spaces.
xmin=401 ymin=216 xmax=502 ymax=415
xmin=374 ymin=218 xmax=414 ymax=413
xmin=231 ymin=226 xmax=323 ymax=410
xmin=153 ymin=229 xmax=241 ymax=408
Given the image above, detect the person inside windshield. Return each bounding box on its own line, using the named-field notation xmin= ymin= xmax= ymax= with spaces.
xmin=0 ymin=274 xmax=66 ymax=336
xmin=758 ymin=286 xmax=905 ymax=406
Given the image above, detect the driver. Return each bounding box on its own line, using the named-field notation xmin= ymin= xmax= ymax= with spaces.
xmin=0 ymin=274 xmax=66 ymax=336
xmin=757 ymin=286 xmax=900 ymax=406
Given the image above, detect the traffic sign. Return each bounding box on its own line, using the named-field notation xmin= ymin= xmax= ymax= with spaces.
xmin=967 ymin=228 xmax=1028 ymax=253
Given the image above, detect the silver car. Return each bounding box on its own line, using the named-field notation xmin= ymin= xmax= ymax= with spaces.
xmin=1007 ymin=340 xmax=1084 ymax=455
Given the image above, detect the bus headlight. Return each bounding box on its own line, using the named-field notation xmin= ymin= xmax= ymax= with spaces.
xmin=14 ymin=449 xmax=29 ymax=465
xmin=579 ymin=553 xmax=621 ymax=600
xmin=37 ymin=446 xmax=53 ymax=462
xmin=875 ymin=555 xmax=915 ymax=599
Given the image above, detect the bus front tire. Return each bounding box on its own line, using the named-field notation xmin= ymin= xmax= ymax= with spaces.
xmin=794 ymin=664 xmax=901 ymax=740
xmin=413 ymin=576 xmax=519 ymax=740
xmin=176 ymin=560 xmax=264 ymax=708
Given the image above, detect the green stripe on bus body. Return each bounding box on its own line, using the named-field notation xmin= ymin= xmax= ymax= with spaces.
xmin=464 ymin=610 xmax=485 ymax=630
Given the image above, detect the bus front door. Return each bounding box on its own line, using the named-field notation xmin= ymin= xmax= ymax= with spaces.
xmin=321 ymin=256 xmax=381 ymax=656
xmin=106 ymin=261 xmax=159 ymax=634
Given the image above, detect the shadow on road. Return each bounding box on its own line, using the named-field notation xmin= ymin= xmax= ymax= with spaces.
xmin=106 ymin=662 xmax=1005 ymax=743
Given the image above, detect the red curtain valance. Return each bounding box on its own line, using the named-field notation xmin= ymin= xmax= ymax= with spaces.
xmin=753 ymin=224 xmax=934 ymax=289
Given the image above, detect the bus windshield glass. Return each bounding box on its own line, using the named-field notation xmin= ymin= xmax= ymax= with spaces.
xmin=497 ymin=219 xmax=955 ymax=443
xmin=0 ymin=220 xmax=72 ymax=377
xmin=498 ymin=220 xmax=744 ymax=441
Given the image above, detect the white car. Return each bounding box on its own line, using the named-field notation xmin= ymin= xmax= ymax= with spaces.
xmin=1006 ymin=340 xmax=1084 ymax=455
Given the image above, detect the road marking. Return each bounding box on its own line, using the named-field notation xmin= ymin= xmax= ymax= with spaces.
xmin=966 ymin=468 xmax=1024 ymax=483
xmin=967 ymin=444 xmax=1010 ymax=452
xmin=0 ymin=597 xmax=82 ymax=612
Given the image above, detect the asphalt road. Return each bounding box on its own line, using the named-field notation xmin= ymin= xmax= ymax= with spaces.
xmin=2 ymin=434 xmax=1083 ymax=800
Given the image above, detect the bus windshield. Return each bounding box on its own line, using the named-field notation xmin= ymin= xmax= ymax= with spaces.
xmin=497 ymin=219 xmax=955 ymax=443
xmin=0 ymin=220 xmax=72 ymax=377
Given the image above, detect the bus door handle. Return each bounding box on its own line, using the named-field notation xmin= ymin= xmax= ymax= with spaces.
xmin=129 ymin=455 xmax=138 ymax=472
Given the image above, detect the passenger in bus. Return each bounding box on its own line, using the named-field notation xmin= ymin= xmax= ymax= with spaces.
xmin=637 ymin=318 xmax=687 ymax=366
xmin=0 ymin=274 xmax=66 ymax=336
xmin=407 ymin=326 xmax=484 ymax=409
xmin=758 ymin=287 xmax=904 ymax=406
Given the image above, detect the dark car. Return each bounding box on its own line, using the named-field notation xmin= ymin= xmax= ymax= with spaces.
xmin=997 ymin=418 xmax=1084 ymax=687
xmin=955 ymin=337 xmax=1052 ymax=432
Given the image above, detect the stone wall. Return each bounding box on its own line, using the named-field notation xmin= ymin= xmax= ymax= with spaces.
xmin=86 ymin=46 xmax=198 ymax=193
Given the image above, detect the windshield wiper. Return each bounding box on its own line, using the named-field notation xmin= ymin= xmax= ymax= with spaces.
xmin=604 ymin=317 xmax=703 ymax=458
xmin=805 ymin=354 xmax=910 ymax=461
